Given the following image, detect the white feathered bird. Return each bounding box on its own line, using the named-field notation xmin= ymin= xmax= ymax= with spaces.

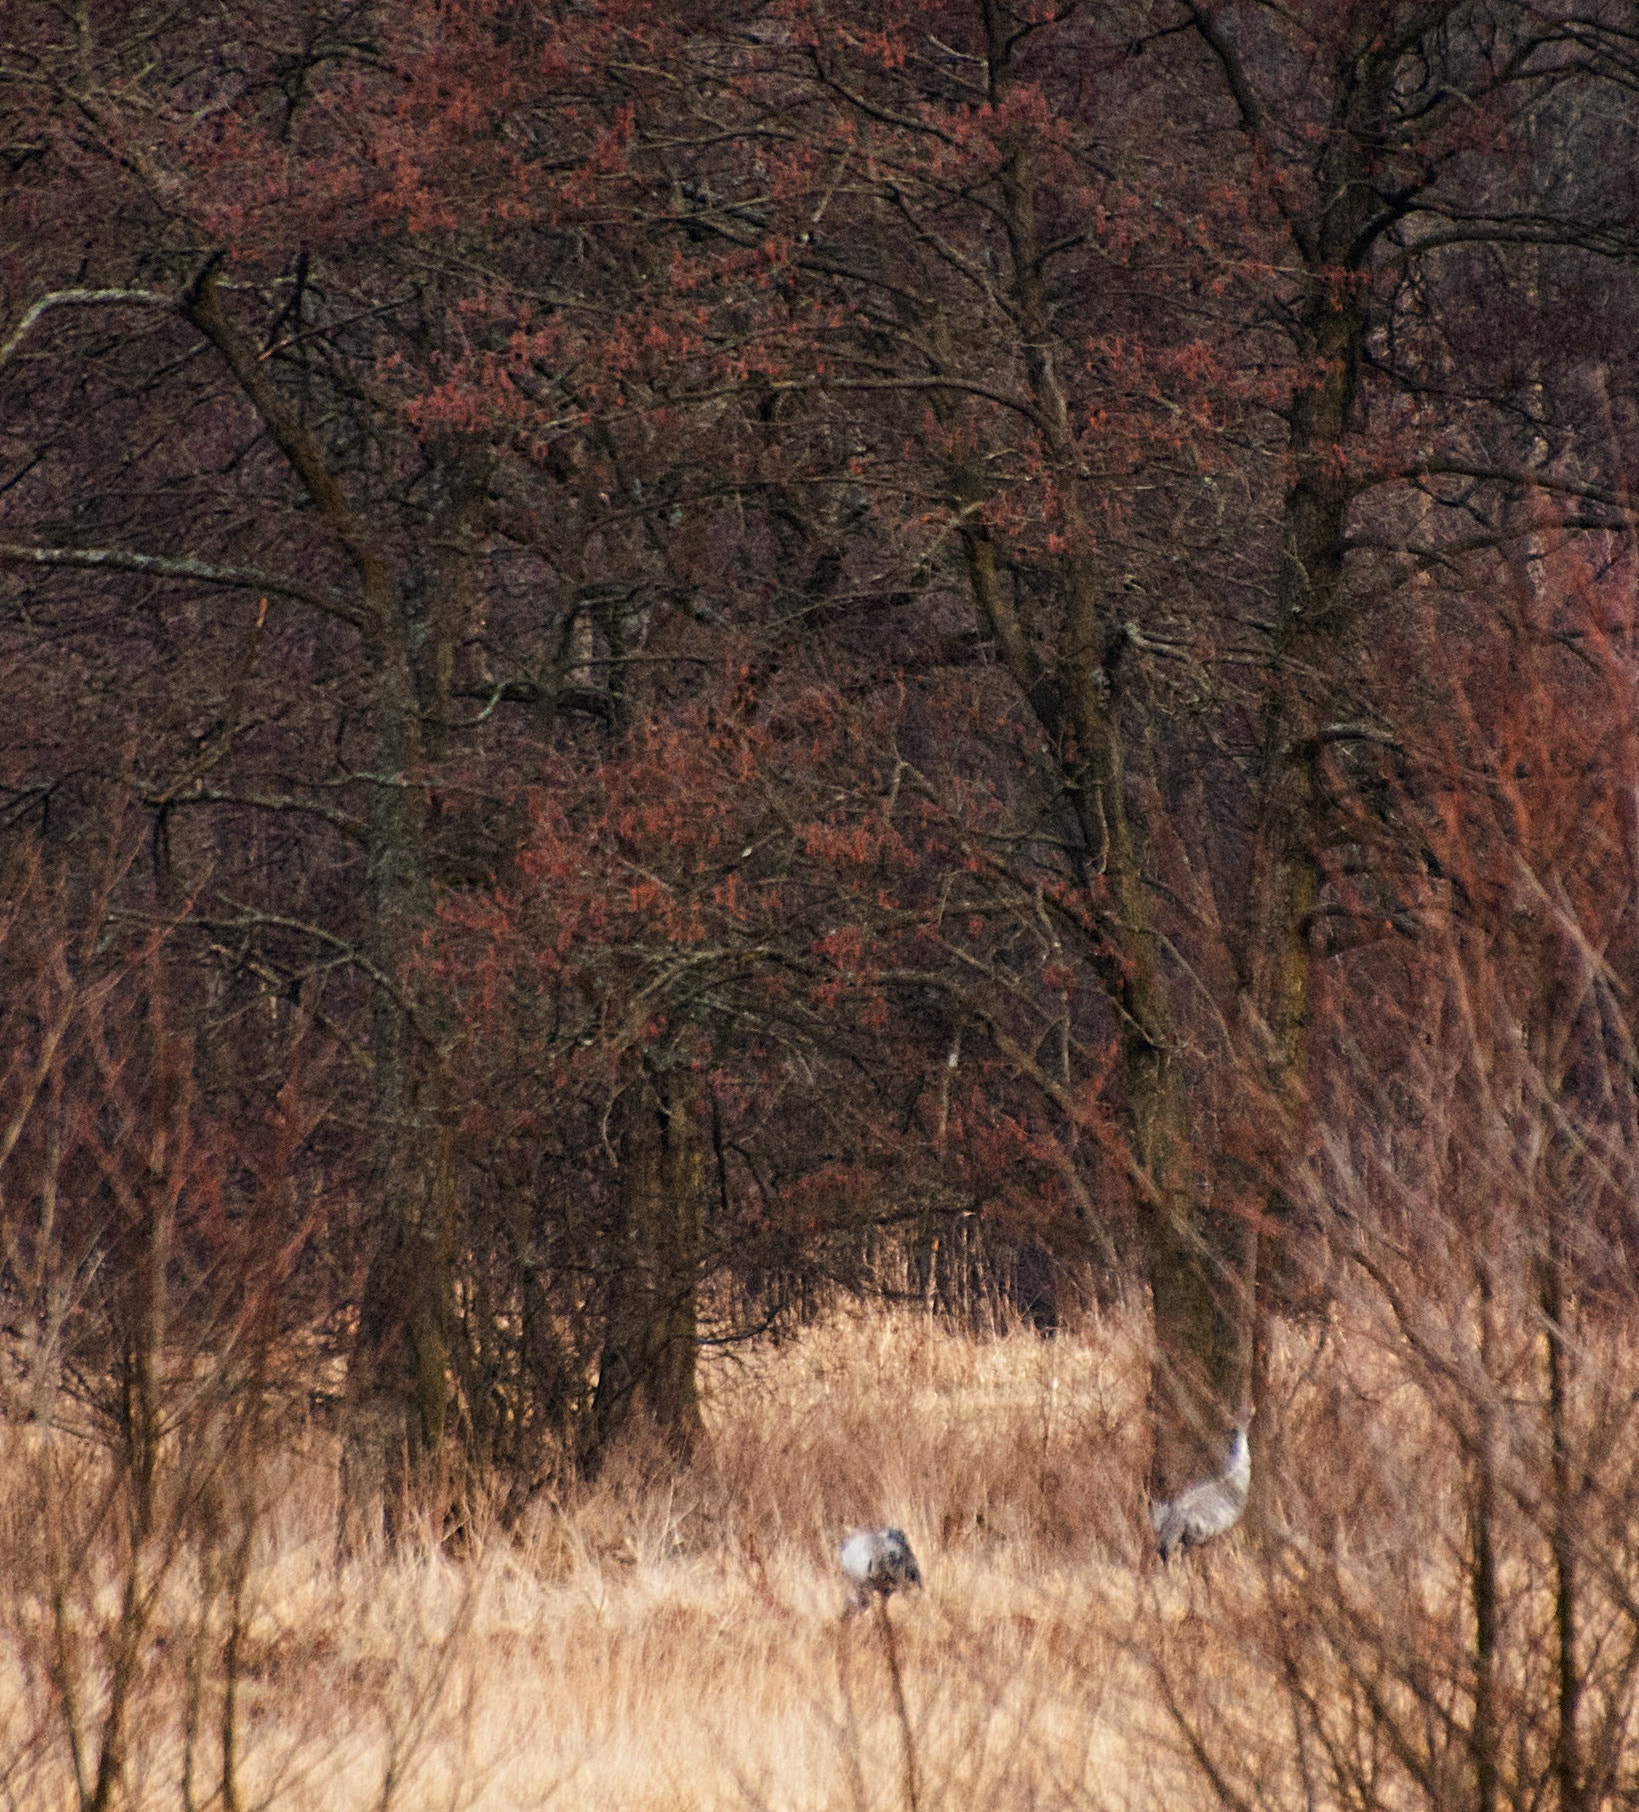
xmin=839 ymin=1526 xmax=923 ymax=1614
xmin=1149 ymin=1409 xmax=1254 ymax=1562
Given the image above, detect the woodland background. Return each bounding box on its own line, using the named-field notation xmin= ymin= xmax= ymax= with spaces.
xmin=5 ymin=4 xmax=1639 ymax=1809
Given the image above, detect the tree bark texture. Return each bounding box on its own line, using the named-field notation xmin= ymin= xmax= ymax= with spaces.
xmin=589 ymin=1059 xmax=705 ymax=1462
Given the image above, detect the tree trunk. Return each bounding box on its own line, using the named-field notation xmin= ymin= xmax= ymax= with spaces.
xmin=943 ymin=19 xmax=1245 ymax=1486
xmin=1237 ymin=286 xmax=1364 ymax=1413
xmin=345 ymin=622 xmax=451 ymax=1535
xmin=179 ymin=262 xmax=452 ymax=1544
xmin=1197 ymin=5 xmax=1404 ymax=1464
xmin=589 ymin=1058 xmax=704 ymax=1463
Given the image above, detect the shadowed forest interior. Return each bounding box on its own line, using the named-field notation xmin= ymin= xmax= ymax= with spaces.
xmin=4 ymin=3 xmax=1639 ymax=1808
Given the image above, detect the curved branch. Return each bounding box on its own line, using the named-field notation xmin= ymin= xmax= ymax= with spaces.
xmin=0 ymin=541 xmax=360 ymax=624
xmin=1386 ymin=461 xmax=1636 ymax=517
xmin=0 ymin=287 xmax=173 ymax=372
xmin=140 ymin=787 xmax=368 ymax=842
xmin=0 ymin=541 xmax=359 ymax=624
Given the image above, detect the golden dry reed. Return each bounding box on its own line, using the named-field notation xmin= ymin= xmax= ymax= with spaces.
xmin=4 ymin=1298 xmax=1635 ymax=1812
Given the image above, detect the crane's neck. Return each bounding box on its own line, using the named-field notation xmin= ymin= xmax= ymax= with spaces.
xmin=1224 ymin=1427 xmax=1251 ymax=1498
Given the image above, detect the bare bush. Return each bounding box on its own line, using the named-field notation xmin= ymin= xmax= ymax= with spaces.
xmin=1146 ymin=554 xmax=1639 ymax=1812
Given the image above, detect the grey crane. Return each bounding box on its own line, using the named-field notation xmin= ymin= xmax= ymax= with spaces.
xmin=1149 ymin=1409 xmax=1254 ymax=1562
xmin=838 ymin=1526 xmax=923 ymax=1615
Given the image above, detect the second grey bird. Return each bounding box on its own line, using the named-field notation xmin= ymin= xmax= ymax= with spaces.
xmin=1149 ymin=1411 xmax=1253 ymax=1562
xmin=839 ymin=1526 xmax=923 ymax=1614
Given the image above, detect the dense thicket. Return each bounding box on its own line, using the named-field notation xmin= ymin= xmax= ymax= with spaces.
xmin=4 ymin=0 xmax=1639 ymax=1522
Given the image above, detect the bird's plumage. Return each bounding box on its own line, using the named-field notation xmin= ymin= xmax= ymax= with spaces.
xmin=839 ymin=1526 xmax=923 ymax=1613
xmin=1149 ymin=1425 xmax=1251 ymax=1562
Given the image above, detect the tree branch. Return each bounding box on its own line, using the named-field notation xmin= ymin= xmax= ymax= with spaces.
xmin=180 ymin=258 xmax=393 ymax=626
xmin=199 ymin=906 xmax=442 ymax=1050
xmin=0 ymin=288 xmax=173 ymax=372
xmin=1180 ymin=1 xmax=1317 ymax=268
xmin=1388 ymin=461 xmax=1636 ymax=516
xmin=0 ymin=542 xmax=359 ymax=624
xmin=138 ymin=786 xmax=367 ymax=842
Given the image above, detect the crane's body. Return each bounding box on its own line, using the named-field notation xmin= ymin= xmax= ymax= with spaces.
xmin=1149 ymin=1425 xmax=1251 ymax=1562
xmin=839 ymin=1526 xmax=923 ymax=1614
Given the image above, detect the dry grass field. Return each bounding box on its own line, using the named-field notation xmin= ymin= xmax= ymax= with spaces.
xmin=3 ymin=1295 xmax=1634 ymax=1812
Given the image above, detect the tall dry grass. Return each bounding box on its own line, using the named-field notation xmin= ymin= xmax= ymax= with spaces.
xmin=5 ymin=1293 xmax=1637 ymax=1812
xmin=0 ymin=1304 xmax=1156 ymax=1812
